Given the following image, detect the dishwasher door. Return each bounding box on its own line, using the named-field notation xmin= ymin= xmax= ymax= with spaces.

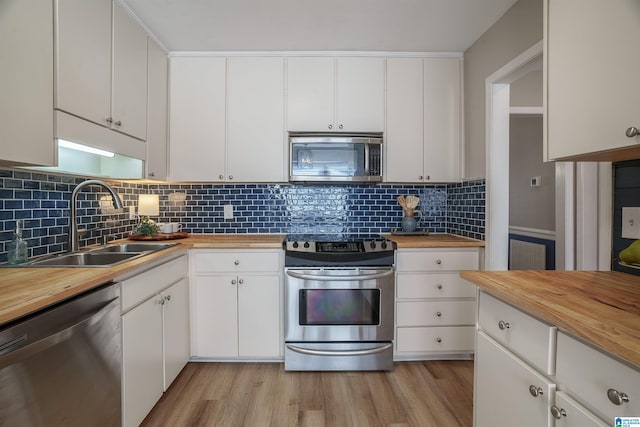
xmin=0 ymin=282 xmax=121 ymax=426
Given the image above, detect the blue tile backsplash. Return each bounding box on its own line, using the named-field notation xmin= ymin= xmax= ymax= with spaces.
xmin=0 ymin=168 xmax=485 ymax=262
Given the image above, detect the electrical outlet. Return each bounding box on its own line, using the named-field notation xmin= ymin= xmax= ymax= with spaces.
xmin=224 ymin=204 xmax=234 ymax=220
xmin=127 ymin=206 xmax=135 ymax=220
xmin=622 ymin=207 xmax=640 ymax=239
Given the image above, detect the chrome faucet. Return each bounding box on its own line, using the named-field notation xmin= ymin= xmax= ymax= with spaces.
xmin=69 ymin=180 xmax=123 ymax=252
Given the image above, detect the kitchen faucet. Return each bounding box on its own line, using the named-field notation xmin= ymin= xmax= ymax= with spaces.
xmin=69 ymin=180 xmax=123 ymax=252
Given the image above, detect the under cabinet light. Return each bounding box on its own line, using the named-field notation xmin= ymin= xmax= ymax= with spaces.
xmin=58 ymin=139 xmax=115 ymax=158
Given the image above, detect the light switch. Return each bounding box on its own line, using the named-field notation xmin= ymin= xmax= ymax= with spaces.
xmin=622 ymin=207 xmax=640 ymax=239
xmin=224 ymin=204 xmax=234 ymax=220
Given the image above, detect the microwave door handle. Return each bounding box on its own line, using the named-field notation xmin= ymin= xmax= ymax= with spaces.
xmin=364 ymin=143 xmax=370 ymax=176
xmin=286 ymin=270 xmax=394 ymax=281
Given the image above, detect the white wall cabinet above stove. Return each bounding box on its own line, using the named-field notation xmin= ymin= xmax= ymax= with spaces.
xmin=286 ymin=57 xmax=385 ymax=132
xmin=386 ymin=57 xmax=462 ymax=183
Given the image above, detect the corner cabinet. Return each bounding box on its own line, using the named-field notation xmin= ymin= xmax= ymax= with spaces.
xmin=120 ymin=255 xmax=190 ymax=427
xmin=386 ymin=57 xmax=462 ymax=183
xmin=394 ymin=248 xmax=479 ymax=359
xmin=190 ymin=250 xmax=283 ymax=359
xmin=544 ymin=0 xmax=640 ymax=161
xmin=286 ymin=57 xmax=385 ymax=132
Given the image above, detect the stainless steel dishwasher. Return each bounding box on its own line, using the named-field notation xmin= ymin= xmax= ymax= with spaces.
xmin=0 ymin=282 xmax=121 ymax=426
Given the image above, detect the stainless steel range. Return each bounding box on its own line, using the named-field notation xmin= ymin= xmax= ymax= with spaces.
xmin=284 ymin=234 xmax=395 ymax=371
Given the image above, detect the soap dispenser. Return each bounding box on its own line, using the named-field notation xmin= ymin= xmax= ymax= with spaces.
xmin=7 ymin=219 xmax=28 ymax=264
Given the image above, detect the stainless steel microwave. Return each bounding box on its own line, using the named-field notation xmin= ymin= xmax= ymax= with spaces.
xmin=289 ymin=133 xmax=383 ymax=183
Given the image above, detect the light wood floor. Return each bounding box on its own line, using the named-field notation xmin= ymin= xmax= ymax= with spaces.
xmin=141 ymin=360 xmax=474 ymax=427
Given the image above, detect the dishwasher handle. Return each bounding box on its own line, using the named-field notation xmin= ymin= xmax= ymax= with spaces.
xmin=286 ymin=269 xmax=394 ymax=281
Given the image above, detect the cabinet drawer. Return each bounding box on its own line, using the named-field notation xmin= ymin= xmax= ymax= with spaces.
xmin=192 ymin=250 xmax=281 ymax=273
xmin=554 ymin=392 xmax=608 ymax=427
xmin=121 ymin=255 xmax=188 ymax=312
xmin=478 ymin=292 xmax=556 ymax=375
xmin=396 ymin=326 xmax=474 ymax=353
xmin=556 ymin=332 xmax=640 ymax=421
xmin=397 ymin=301 xmax=476 ymax=327
xmin=396 ymin=249 xmax=479 ymax=272
xmin=397 ymin=273 xmax=477 ymax=299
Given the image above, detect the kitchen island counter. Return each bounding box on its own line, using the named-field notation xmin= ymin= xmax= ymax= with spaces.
xmin=461 ymin=270 xmax=640 ymax=368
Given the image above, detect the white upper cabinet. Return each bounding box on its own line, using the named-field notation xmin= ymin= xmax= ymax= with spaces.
xmin=545 ymin=0 xmax=640 ymax=161
xmin=386 ymin=57 xmax=462 ymax=183
xmin=227 ymin=57 xmax=286 ymax=182
xmin=168 ymin=57 xmax=226 ymax=182
xmin=0 ymin=0 xmax=55 ymax=166
xmin=287 ymin=57 xmax=385 ymax=132
xmin=145 ymin=39 xmax=168 ymax=180
xmin=56 ymin=0 xmax=148 ymax=141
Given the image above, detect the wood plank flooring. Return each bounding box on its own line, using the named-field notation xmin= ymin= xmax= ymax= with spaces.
xmin=141 ymin=360 xmax=474 ymax=427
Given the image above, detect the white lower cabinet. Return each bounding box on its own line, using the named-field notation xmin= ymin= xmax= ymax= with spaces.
xmin=395 ymin=248 xmax=480 ymax=359
xmin=121 ymin=255 xmax=189 ymax=427
xmin=191 ymin=250 xmax=283 ymax=359
xmin=553 ymin=392 xmax=609 ymax=427
xmin=475 ymin=332 xmax=555 ymax=427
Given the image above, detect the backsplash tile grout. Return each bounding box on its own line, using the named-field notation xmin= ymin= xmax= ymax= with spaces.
xmin=0 ymin=168 xmax=485 ymax=262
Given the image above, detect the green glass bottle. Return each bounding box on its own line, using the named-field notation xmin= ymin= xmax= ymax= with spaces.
xmin=7 ymin=219 xmax=28 ymax=264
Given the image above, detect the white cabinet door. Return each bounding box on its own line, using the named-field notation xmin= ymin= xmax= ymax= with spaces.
xmin=55 ymin=0 xmax=112 ymax=128
xmin=145 ymin=38 xmax=168 ymax=180
xmin=287 ymin=57 xmax=335 ymax=131
xmin=423 ymin=58 xmax=462 ymax=182
xmin=122 ymin=295 xmax=164 ymax=427
xmin=386 ymin=58 xmax=424 ymax=182
xmin=193 ymin=275 xmax=238 ymax=357
xmin=336 ymin=57 xmax=385 ymax=132
xmin=237 ymin=275 xmax=281 ymax=358
xmin=111 ymin=2 xmax=148 ymax=140
xmin=227 ymin=57 xmax=285 ymax=182
xmin=169 ymin=57 xmax=226 ymax=181
xmin=554 ymin=392 xmax=609 ymax=427
xmin=475 ymin=332 xmax=554 ymax=427
xmin=545 ymin=0 xmax=640 ymax=160
xmin=162 ymin=278 xmax=190 ymax=390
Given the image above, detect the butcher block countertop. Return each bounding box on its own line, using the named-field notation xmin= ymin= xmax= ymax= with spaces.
xmin=0 ymin=234 xmax=285 ymax=327
xmin=461 ymin=270 xmax=640 ymax=368
xmin=383 ymin=233 xmax=485 ymax=248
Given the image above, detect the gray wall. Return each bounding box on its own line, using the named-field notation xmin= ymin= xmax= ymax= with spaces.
xmin=509 ymin=115 xmax=555 ymax=231
xmin=510 ymin=69 xmax=543 ymax=107
xmin=463 ymin=0 xmax=543 ymax=179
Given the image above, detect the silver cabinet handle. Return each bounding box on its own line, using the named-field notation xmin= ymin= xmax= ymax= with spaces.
xmin=626 ymin=126 xmax=639 ymax=138
xmin=418 ymin=175 xmax=424 ymax=180
xmin=435 ymin=337 xmax=442 ymax=343
xmin=114 ymin=120 xmax=121 ymax=127
xmin=607 ymin=388 xmax=630 ymax=405
xmin=498 ymin=320 xmax=510 ymax=330
xmin=231 ymin=279 xmax=237 ymax=285
xmin=158 ymin=298 xmax=166 ymax=305
xmin=228 ymin=175 xmax=233 ymax=180
xmin=435 ymin=311 xmax=442 ymax=318
xmin=436 ymin=284 xmax=443 ymax=291
xmin=550 ymin=406 xmax=566 ymax=419
xmin=435 ymin=259 xmax=442 ymax=265
xmin=426 ymin=175 xmax=431 ymax=180
xmin=238 ymin=279 xmax=244 ymax=285
xmin=219 ymin=174 xmax=224 ymax=180
xmin=338 ymin=124 xmax=343 ymax=129
xmin=529 ymin=385 xmax=544 ymax=397
xmin=328 ymin=124 xmax=333 ymax=129
xmin=165 ymin=295 xmax=171 ymax=302
xmin=148 ymin=172 xmax=155 ymax=177
xmin=234 ymin=260 xmax=240 ymax=265
xmin=106 ymin=117 xmax=113 ymax=124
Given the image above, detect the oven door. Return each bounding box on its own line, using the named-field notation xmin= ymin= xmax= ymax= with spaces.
xmin=284 ymin=267 xmax=394 ymax=343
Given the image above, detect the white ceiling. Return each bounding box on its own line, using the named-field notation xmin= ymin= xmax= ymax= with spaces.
xmin=121 ymin=0 xmax=519 ymax=53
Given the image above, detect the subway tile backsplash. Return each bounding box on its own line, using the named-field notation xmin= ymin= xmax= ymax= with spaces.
xmin=0 ymin=168 xmax=485 ymax=262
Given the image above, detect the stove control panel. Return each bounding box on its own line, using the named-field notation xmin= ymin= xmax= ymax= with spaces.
xmin=285 ymin=241 xmax=316 ymax=253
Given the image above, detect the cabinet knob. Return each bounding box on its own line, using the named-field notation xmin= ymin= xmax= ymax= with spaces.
xmin=435 ymin=311 xmax=442 ymax=318
xmin=238 ymin=279 xmax=244 ymax=284
xmin=148 ymin=172 xmax=156 ymax=177
xmin=231 ymin=279 xmax=237 ymax=285
xmin=228 ymin=175 xmax=233 ymax=180
xmin=550 ymin=405 xmax=566 ymax=419
xmin=106 ymin=117 xmax=113 ymax=124
xmin=234 ymin=260 xmax=240 ymax=265
xmin=328 ymin=124 xmax=333 ymax=129
xmin=435 ymin=259 xmax=442 ymax=265
xmin=626 ymin=126 xmax=639 ymax=138
xmin=435 ymin=337 xmax=442 ymax=343
xmin=607 ymin=388 xmax=630 ymax=405
xmin=426 ymin=175 xmax=431 ymax=180
xmin=219 ymin=174 xmax=224 ymax=180
xmin=158 ymin=298 xmax=165 ymax=305
xmin=114 ymin=120 xmax=121 ymax=127
xmin=528 ymin=385 xmax=544 ymax=397
xmin=165 ymin=295 xmax=171 ymax=302
xmin=418 ymin=175 xmax=424 ymax=180
xmin=436 ymin=284 xmax=443 ymax=291
xmin=498 ymin=320 xmax=510 ymax=330
xmin=338 ymin=124 xmax=343 ymax=129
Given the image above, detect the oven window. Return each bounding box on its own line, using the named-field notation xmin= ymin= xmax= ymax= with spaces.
xmin=299 ymin=289 xmax=380 ymax=325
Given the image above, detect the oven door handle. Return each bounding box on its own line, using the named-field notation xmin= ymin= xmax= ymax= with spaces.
xmin=286 ymin=343 xmax=392 ymax=357
xmin=285 ymin=270 xmax=394 ymax=281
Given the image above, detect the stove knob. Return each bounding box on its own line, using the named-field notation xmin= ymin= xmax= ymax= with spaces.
xmin=292 ymin=242 xmax=299 ymax=248
xmin=381 ymin=241 xmax=388 ymax=249
xmin=370 ymin=241 xmax=376 ymax=249
xmin=303 ymin=242 xmax=310 ymax=248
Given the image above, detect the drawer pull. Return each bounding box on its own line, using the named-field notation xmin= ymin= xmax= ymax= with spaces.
xmin=234 ymin=260 xmax=240 ymax=265
xmin=238 ymin=279 xmax=244 ymax=285
xmin=607 ymin=388 xmax=630 ymax=405
xmin=550 ymin=406 xmax=566 ymax=419
xmin=435 ymin=337 xmax=442 ymax=343
xmin=435 ymin=312 xmax=442 ymax=318
xmin=498 ymin=320 xmax=510 ymax=330
xmin=435 ymin=259 xmax=442 ymax=265
xmin=231 ymin=279 xmax=237 ymax=285
xmin=528 ymin=385 xmax=544 ymax=397
xmin=436 ymin=284 xmax=443 ymax=291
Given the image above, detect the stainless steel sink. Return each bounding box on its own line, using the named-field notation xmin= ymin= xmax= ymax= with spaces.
xmin=28 ymin=252 xmax=143 ymax=267
xmin=89 ymin=243 xmax=178 ymax=254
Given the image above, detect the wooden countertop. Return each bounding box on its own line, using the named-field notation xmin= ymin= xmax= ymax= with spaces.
xmin=383 ymin=233 xmax=485 ymax=248
xmin=461 ymin=270 xmax=640 ymax=368
xmin=0 ymin=234 xmax=285 ymax=326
